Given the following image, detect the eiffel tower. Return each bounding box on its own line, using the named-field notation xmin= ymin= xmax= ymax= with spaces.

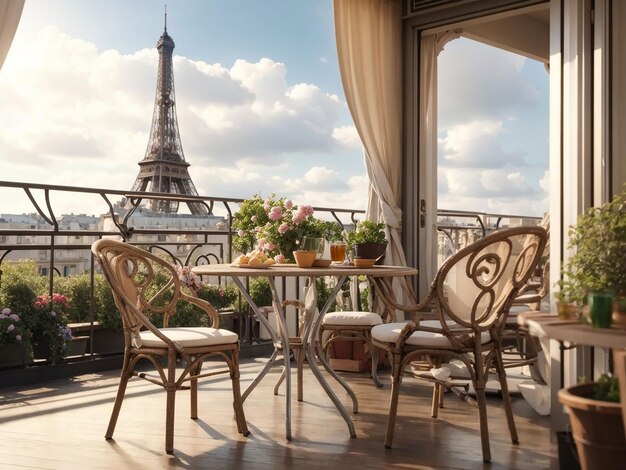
xmin=129 ymin=12 xmax=207 ymax=215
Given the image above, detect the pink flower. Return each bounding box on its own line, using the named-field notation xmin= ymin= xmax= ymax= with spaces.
xmin=269 ymin=206 xmax=282 ymax=221
xmin=274 ymin=254 xmax=286 ymax=264
xmin=9 ymin=314 xmax=19 ymax=321
xmin=300 ymin=205 xmax=314 ymax=217
xmin=15 ymin=335 xmax=21 ymax=342
xmin=251 ymin=215 xmax=257 ymax=222
xmin=50 ymin=311 xmax=57 ymax=317
xmin=263 ymin=201 xmax=271 ymax=211
xmin=7 ymin=324 xmax=15 ymax=332
xmin=237 ymin=229 xmax=245 ymax=237
xmin=267 ymin=242 xmax=276 ymax=251
xmin=284 ymin=199 xmax=293 ymax=210
xmin=278 ymin=223 xmax=289 ymax=235
xmin=1 ymin=308 xmax=10 ymax=315
xmin=292 ymin=213 xmax=304 ymax=225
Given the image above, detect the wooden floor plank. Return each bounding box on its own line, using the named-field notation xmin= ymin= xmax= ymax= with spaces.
xmin=0 ymin=358 xmax=558 ymax=469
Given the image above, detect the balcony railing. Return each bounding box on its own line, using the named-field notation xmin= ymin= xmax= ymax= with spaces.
xmin=0 ymin=180 xmax=543 ymax=373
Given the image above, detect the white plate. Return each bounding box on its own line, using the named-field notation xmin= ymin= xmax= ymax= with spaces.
xmin=231 ymin=263 xmax=271 ymax=269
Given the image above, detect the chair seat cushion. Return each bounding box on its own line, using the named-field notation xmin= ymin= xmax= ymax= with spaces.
xmin=322 ymin=311 xmax=383 ymax=326
xmin=371 ymin=321 xmax=490 ymax=348
xmin=139 ymin=327 xmax=238 ymax=348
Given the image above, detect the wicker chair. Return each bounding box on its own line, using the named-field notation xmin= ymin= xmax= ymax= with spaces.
xmin=92 ymin=239 xmax=249 ymax=454
xmin=370 ymin=226 xmax=547 ymax=462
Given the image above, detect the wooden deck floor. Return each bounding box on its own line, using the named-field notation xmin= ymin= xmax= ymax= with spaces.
xmin=0 ymin=358 xmax=557 ymax=469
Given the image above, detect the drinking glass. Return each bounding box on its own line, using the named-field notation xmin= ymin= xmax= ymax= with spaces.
xmin=330 ymin=241 xmax=347 ymax=262
xmin=300 ymin=237 xmax=325 ymax=259
xmin=588 ymin=292 xmax=614 ymax=328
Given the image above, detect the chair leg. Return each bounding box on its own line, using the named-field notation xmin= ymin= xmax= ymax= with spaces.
xmin=273 ymin=367 xmax=286 ymax=396
xmin=384 ymin=351 xmax=403 ymax=449
xmin=475 ymin=387 xmax=491 ymax=463
xmin=371 ymin=344 xmax=383 ymax=388
xmin=296 ymin=348 xmax=304 ymax=402
xmin=431 ymin=383 xmax=440 ymax=418
xmin=165 ymin=351 xmax=177 ymax=454
xmin=105 ymin=352 xmax=132 ymax=440
xmin=230 ymin=351 xmax=250 ymax=437
xmin=495 ymin=349 xmax=519 ymax=444
xmin=190 ymin=361 xmax=202 ymax=420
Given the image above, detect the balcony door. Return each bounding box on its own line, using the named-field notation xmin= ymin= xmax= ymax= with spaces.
xmin=403 ymin=2 xmax=550 ymax=297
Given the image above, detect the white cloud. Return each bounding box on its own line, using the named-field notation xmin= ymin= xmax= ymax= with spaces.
xmin=332 ymin=125 xmax=362 ymax=149
xmin=0 ymin=26 xmax=365 ymax=214
xmin=438 ymin=120 xmax=526 ymax=168
xmin=438 ymin=38 xmax=541 ymax=128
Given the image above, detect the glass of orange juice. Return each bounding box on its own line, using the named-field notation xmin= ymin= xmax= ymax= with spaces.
xmin=330 ymin=241 xmax=347 ymax=262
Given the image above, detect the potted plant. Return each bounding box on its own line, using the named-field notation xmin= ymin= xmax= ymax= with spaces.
xmin=0 ymin=307 xmax=32 ymax=368
xmin=558 ymin=374 xmax=625 ymax=469
xmin=27 ymin=293 xmax=73 ymax=363
xmin=345 ymin=220 xmax=388 ymax=262
xmin=557 ymin=185 xmax=626 ymax=326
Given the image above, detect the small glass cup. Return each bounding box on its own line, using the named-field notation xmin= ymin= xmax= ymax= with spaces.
xmin=588 ymin=292 xmax=614 ymax=328
xmin=330 ymin=241 xmax=347 ymax=262
xmin=301 ymin=237 xmax=325 ymax=260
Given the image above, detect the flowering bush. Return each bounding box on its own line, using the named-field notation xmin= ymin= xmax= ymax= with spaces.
xmin=0 ymin=307 xmax=30 ymax=349
xmin=29 ymin=294 xmax=73 ymax=361
xmin=175 ymin=265 xmax=203 ymax=292
xmin=233 ymin=194 xmax=326 ymax=262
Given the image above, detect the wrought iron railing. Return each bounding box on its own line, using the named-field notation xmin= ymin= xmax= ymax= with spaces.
xmin=0 ymin=180 xmax=366 ymax=368
xmin=0 ymin=180 xmax=543 ymax=371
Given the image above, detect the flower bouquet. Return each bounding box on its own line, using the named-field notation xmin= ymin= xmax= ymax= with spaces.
xmin=233 ymin=194 xmax=325 ymax=263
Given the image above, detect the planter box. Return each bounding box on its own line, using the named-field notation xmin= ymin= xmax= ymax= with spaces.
xmin=67 ymin=336 xmax=89 ymax=357
xmin=0 ymin=343 xmax=30 ymax=369
xmin=91 ymin=327 xmax=124 ymax=355
xmin=69 ymin=322 xmax=124 ymax=356
xmin=219 ymin=310 xmax=235 ymax=331
xmin=328 ymin=340 xmax=368 ymax=372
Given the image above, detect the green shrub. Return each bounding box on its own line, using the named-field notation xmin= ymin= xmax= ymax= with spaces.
xmin=0 ymin=261 xmax=44 ymax=316
xmin=56 ymin=273 xmax=94 ymax=323
xmin=94 ymin=274 xmax=122 ymax=331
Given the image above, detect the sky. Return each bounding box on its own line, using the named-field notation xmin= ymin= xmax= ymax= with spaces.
xmin=0 ymin=0 xmax=548 ymax=218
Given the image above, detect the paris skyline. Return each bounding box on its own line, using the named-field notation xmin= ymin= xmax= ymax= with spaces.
xmin=0 ymin=0 xmax=548 ymax=218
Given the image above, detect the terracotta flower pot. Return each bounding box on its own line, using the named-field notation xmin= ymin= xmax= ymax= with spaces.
xmin=293 ymin=250 xmax=316 ymax=268
xmin=558 ymin=382 xmax=626 ymax=470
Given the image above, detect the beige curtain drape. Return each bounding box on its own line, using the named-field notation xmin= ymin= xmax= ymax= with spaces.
xmin=333 ymin=0 xmax=406 ymax=268
xmin=0 ymin=0 xmax=24 ymax=71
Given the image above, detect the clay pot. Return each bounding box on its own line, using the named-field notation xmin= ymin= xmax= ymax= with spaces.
xmin=293 ymin=250 xmax=316 ymax=268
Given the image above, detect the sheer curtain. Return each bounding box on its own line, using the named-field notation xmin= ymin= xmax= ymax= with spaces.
xmin=333 ymin=0 xmax=406 ymax=267
xmin=0 ymin=0 xmax=24 ymax=71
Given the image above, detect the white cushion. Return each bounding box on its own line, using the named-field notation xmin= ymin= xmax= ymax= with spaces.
xmin=322 ymin=311 xmax=383 ymax=326
xmin=371 ymin=321 xmax=490 ymax=348
xmin=139 ymin=327 xmax=238 ymax=348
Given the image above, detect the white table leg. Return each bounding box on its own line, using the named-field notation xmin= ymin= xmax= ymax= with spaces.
xmin=304 ymin=275 xmax=357 ymax=437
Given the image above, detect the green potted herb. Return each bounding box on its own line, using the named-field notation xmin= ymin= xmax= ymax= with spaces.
xmin=345 ymin=220 xmax=388 ymax=262
xmin=557 ymin=185 xmax=626 ymax=325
